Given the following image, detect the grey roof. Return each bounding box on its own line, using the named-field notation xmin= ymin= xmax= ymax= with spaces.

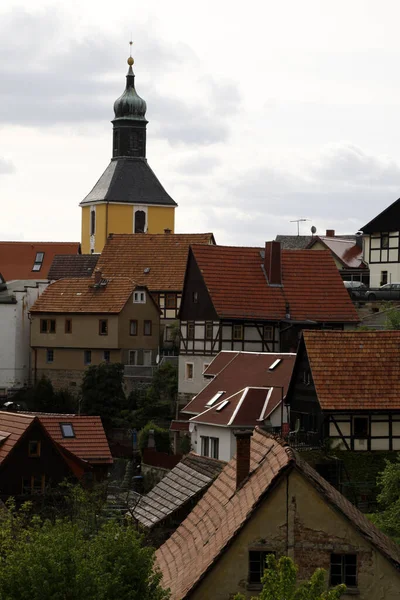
xmin=80 ymin=157 xmax=177 ymax=207
xmin=275 ymin=235 xmax=313 ymax=249
xmin=132 ymin=453 xmax=225 ymax=529
xmin=48 ymin=255 xmax=99 ymax=280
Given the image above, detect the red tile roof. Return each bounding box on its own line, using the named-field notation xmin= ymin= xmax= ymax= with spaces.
xmin=0 ymin=242 xmax=80 ymax=282
xmin=30 ymin=277 xmax=137 ymax=314
xmin=156 ymin=429 xmax=400 ymax=599
xmin=191 ymin=244 xmax=359 ymax=322
xmin=96 ymin=233 xmax=215 ymax=291
xmin=0 ymin=412 xmax=35 ymax=463
xmin=183 ymin=351 xmax=295 ymax=416
xmin=303 ymin=330 xmax=400 ymax=411
xmin=308 ymin=236 xmax=365 ymax=269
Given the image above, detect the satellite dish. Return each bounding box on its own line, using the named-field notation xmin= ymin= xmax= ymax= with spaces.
xmin=311 ymin=226 xmax=317 ymax=235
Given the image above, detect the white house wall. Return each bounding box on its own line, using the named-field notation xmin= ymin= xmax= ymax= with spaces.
xmin=190 ymin=423 xmax=234 ymax=462
xmin=178 ymin=355 xmax=213 ymax=399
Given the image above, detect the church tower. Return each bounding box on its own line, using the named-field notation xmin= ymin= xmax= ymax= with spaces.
xmin=80 ymin=48 xmax=177 ymax=254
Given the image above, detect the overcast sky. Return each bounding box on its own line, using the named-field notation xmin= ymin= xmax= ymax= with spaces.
xmin=1 ymin=0 xmax=400 ymax=246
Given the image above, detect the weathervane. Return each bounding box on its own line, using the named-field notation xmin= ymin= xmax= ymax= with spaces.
xmin=128 ymin=39 xmax=134 ymax=66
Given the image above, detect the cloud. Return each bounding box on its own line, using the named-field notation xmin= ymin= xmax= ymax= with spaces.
xmin=0 ymin=158 xmax=15 ymax=174
xmin=175 ymin=154 xmax=221 ymax=175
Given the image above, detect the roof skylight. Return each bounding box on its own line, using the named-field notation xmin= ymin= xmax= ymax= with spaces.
xmin=216 ymin=400 xmax=229 ymax=411
xmin=60 ymin=423 xmax=75 ymax=438
xmin=269 ymin=359 xmax=282 ymax=371
xmin=206 ymin=391 xmax=225 ymax=407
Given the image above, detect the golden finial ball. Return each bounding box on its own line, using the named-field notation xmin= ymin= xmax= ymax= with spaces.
xmin=127 ymin=56 xmax=134 ymax=66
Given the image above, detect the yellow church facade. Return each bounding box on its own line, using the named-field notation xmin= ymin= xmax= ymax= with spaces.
xmin=80 ymin=54 xmax=177 ymax=254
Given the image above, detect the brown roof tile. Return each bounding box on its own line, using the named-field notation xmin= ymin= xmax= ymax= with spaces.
xmin=0 ymin=242 xmax=80 ymax=282
xmin=96 ymin=233 xmax=215 ymax=291
xmin=156 ymin=429 xmax=400 ymax=599
xmin=303 ymin=330 xmax=400 ymax=411
xmin=30 ymin=277 xmax=137 ymax=314
xmin=48 ymin=255 xmax=99 ymax=280
xmin=191 ymin=244 xmax=359 ymax=322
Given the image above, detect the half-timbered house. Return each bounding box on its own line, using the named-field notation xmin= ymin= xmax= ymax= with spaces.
xmin=178 ymin=241 xmax=359 ymax=402
xmin=285 ymin=330 xmax=400 ymax=451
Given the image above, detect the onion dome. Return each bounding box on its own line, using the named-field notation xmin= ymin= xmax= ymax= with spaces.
xmin=113 ymin=57 xmax=147 ymax=121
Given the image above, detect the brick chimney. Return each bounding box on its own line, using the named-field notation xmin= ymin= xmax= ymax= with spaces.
xmin=326 ymin=229 xmax=335 ymax=237
xmin=234 ymin=430 xmax=253 ymax=489
xmin=94 ymin=269 xmax=102 ymax=285
xmin=264 ymin=241 xmax=282 ymax=285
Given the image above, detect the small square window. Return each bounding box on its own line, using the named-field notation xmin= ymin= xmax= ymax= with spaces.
xmin=233 ymin=324 xmax=243 ymax=341
xmin=65 ymin=319 xmax=72 ymax=334
xmin=263 ymin=325 xmax=273 ymax=340
xmin=185 ymin=363 xmax=194 ymax=380
xmin=40 ymin=319 xmax=48 ymax=333
xmin=103 ymin=350 xmax=110 ymax=363
xmin=28 ymin=440 xmax=41 ymax=457
xmin=99 ymin=319 xmax=108 ymax=335
xmin=166 ymin=293 xmax=176 ymax=308
xmin=144 ymin=320 xmax=152 ymax=336
xmin=130 ymin=320 xmax=138 ymax=336
xmin=84 ymin=350 xmax=92 ymax=365
xmin=248 ymin=551 xmax=275 ymax=585
xmin=60 ymin=423 xmax=75 ymax=438
xmin=330 ymin=554 xmax=357 ymax=587
xmin=46 ymin=349 xmax=54 ymax=363
xmin=133 ymin=291 xmax=146 ymax=303
xmin=205 ymin=322 xmax=213 ymax=340
xmin=187 ymin=322 xmax=195 ymax=340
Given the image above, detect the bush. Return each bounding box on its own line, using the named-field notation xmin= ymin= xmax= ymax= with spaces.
xmin=139 ymin=422 xmax=171 ymax=455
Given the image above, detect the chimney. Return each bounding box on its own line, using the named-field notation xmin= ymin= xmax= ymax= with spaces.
xmin=234 ymin=430 xmax=253 ymax=489
xmin=264 ymin=241 xmax=282 ymax=285
xmin=94 ymin=269 xmax=102 ymax=285
xmin=326 ymin=229 xmax=335 ymax=237
xmin=164 ymin=228 xmax=172 ymax=234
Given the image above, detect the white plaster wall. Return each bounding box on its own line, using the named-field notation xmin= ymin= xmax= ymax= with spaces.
xmin=190 ymin=423 xmax=233 ymax=462
xmin=369 ymin=263 xmax=400 ymax=287
xmin=0 ymin=304 xmax=18 ymax=390
xmin=178 ymin=354 xmax=212 ymax=397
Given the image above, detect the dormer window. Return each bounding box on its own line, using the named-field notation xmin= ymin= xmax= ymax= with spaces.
xmin=60 ymin=423 xmax=75 ymax=438
xmin=133 ymin=291 xmax=146 ymax=303
xmin=32 ymin=252 xmax=44 ymax=272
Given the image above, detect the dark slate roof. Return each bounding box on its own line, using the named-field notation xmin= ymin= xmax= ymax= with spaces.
xmin=80 ymin=158 xmax=177 ymax=207
xmin=131 ymin=452 xmax=226 ymax=529
xmin=275 ymin=235 xmax=313 ymax=249
xmin=361 ymin=197 xmax=400 ymax=234
xmin=48 ymin=255 xmax=99 ymax=280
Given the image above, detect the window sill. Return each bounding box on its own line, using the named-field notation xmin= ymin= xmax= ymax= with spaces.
xmin=246 ymin=583 xmax=262 ymax=592
xmin=340 ymin=589 xmax=360 ymax=596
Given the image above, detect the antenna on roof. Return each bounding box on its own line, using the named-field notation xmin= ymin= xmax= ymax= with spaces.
xmin=290 ymin=218 xmax=310 ymax=236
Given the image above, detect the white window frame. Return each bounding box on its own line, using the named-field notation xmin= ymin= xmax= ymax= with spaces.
xmin=133 ymin=291 xmax=146 ymax=304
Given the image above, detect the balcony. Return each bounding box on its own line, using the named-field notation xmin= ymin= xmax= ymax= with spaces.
xmin=124 ymin=365 xmax=157 ymax=379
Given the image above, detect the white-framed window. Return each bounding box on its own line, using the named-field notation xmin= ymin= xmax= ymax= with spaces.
xmin=133 ymin=291 xmax=146 ymax=303
xmin=185 ymin=362 xmax=194 ymax=380
xmin=200 ymin=436 xmax=219 ymax=459
xmin=32 ymin=252 xmax=45 ymax=272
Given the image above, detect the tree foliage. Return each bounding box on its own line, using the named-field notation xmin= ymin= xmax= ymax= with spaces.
xmin=139 ymin=422 xmax=172 ymax=455
xmin=369 ymin=454 xmax=400 ymax=543
xmin=234 ymin=555 xmax=346 ymax=600
xmin=81 ymin=363 xmax=126 ymax=430
xmin=0 ymin=496 xmax=169 ymax=600
xmin=10 ymin=376 xmax=76 ymax=413
xmin=384 ymin=304 xmax=400 ymax=330
xmin=130 ymin=363 xmax=178 ymax=429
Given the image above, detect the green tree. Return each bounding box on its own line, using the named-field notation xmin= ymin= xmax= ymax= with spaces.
xmin=370 ymin=454 xmax=400 ymax=542
xmin=11 ymin=376 xmax=76 ymax=413
xmin=130 ymin=364 xmax=178 ymax=429
xmin=384 ymin=304 xmax=400 ymax=330
xmin=234 ymin=555 xmax=346 ymax=600
xmin=81 ymin=363 xmax=126 ymax=430
xmin=139 ymin=422 xmax=172 ymax=455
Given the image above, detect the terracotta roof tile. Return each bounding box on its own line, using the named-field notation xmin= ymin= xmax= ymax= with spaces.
xmin=303 ymin=330 xmax=400 ymax=411
xmin=30 ymin=276 xmax=136 ymax=314
xmin=0 ymin=412 xmax=35 ymax=463
xmin=191 ymin=244 xmax=359 ymax=322
xmin=183 ymin=351 xmax=295 ymax=416
xmin=0 ymin=242 xmax=80 ymax=282
xmin=156 ymin=429 xmax=400 ymax=599
xmin=48 ymin=255 xmax=99 ymax=280
xmin=96 ymin=233 xmax=215 ymax=291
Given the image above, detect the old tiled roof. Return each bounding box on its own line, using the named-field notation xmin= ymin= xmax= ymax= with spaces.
xmin=39 ymin=415 xmax=113 ymax=465
xmin=307 ymin=236 xmax=365 ymax=269
xmin=190 ymin=244 xmax=359 ymax=322
xmin=48 ymin=254 xmax=99 ymax=280
xmin=156 ymin=429 xmax=400 ymax=599
xmin=183 ymin=352 xmax=295 ymax=416
xmin=96 ymin=233 xmax=215 ymax=291
xmin=275 ymin=235 xmax=313 ymax=249
xmin=30 ymin=277 xmax=136 ymax=314
xmin=303 ymin=330 xmax=400 ymax=411
xmin=132 ymin=453 xmax=225 ymax=529
xmin=0 ymin=412 xmax=35 ymax=463
xmin=0 ymin=242 xmax=80 ymax=282
xmin=189 ymin=387 xmax=280 ymax=427
xmin=80 ymin=158 xmax=177 ymax=207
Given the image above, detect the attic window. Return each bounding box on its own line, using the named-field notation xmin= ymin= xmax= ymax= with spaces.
xmin=134 ymin=291 xmax=146 ymax=303
xmin=32 ymin=252 xmax=44 ymax=272
xmin=60 ymin=423 xmax=75 ymax=438
xmin=206 ymin=391 xmax=225 ymax=407
xmin=216 ymin=400 xmax=229 ymax=411
xmin=269 ymin=359 xmax=282 ymax=371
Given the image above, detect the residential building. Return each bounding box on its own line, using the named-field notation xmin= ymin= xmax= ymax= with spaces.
xmin=0 ymin=241 xmax=80 ymax=282
xmin=0 ymin=411 xmax=112 ymax=499
xmin=285 ymin=330 xmax=400 ymax=451
xmin=95 ymin=232 xmax=215 ymax=352
xmin=181 ymin=350 xmax=295 ymax=461
xmin=156 ymin=428 xmax=400 ymax=600
xmin=80 ymin=53 xmax=177 ymax=254
xmin=178 ymin=241 xmax=359 ymax=401
xmin=30 ymin=272 xmax=160 ymax=389
xmin=132 ymin=452 xmax=225 ymax=545
xmin=307 ymin=230 xmax=368 ymax=284
xmin=0 ymin=277 xmax=48 ymax=395
xmin=361 ymin=197 xmax=400 ymax=287
xmin=48 ymin=254 xmax=99 ymax=280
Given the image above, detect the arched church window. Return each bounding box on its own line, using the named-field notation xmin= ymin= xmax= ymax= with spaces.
xmin=135 ymin=210 xmax=146 ymax=233
xmin=90 ymin=210 xmax=96 ymax=235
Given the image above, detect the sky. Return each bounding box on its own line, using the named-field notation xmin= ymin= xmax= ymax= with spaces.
xmin=2 ymin=0 xmax=400 ymax=246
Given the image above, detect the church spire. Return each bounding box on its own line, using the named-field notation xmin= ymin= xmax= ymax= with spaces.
xmin=112 ymin=43 xmax=148 ymax=159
